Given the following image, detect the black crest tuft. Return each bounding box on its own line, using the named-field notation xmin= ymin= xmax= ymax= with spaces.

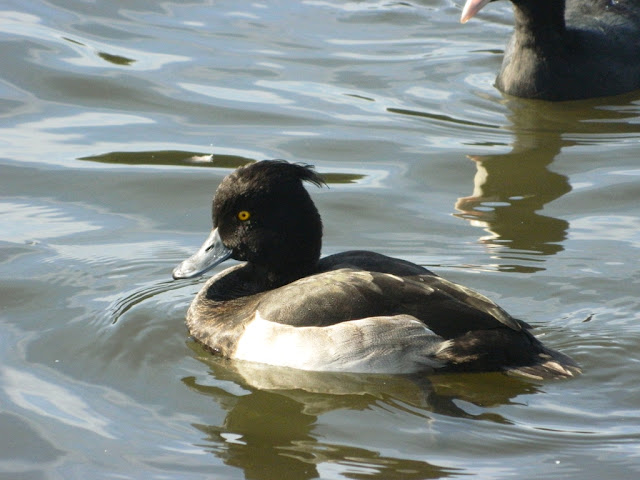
xmin=233 ymin=159 xmax=326 ymax=190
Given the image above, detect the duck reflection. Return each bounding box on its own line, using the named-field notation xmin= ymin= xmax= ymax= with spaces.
xmin=454 ymin=147 xmax=570 ymax=271
xmin=455 ymin=94 xmax=640 ymax=271
xmin=182 ymin=344 xmax=539 ymax=480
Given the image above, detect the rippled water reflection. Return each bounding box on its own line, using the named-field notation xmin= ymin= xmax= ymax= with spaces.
xmin=1 ymin=1 xmax=640 ymax=479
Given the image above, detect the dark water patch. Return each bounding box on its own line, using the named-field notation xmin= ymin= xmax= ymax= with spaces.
xmin=78 ymin=150 xmax=254 ymax=169
xmin=78 ymin=151 xmax=365 ymax=183
xmin=344 ymin=93 xmax=375 ymax=102
xmin=387 ymin=107 xmax=500 ymax=130
xmin=97 ymin=51 xmax=135 ymax=66
xmin=62 ymin=36 xmax=85 ymax=47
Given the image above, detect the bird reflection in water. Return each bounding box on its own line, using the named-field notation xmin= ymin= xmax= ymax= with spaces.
xmin=454 ymin=147 xmax=570 ymax=272
xmin=453 ymin=94 xmax=640 ymax=272
xmin=182 ymin=343 xmax=539 ymax=480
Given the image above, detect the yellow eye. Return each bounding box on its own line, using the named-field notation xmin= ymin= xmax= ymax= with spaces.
xmin=237 ymin=210 xmax=251 ymax=221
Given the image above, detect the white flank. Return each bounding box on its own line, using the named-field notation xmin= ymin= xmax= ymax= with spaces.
xmin=232 ymin=311 xmax=444 ymax=374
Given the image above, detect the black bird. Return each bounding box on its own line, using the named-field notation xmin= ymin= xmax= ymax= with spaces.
xmin=173 ymin=160 xmax=580 ymax=379
xmin=461 ymin=0 xmax=640 ymax=100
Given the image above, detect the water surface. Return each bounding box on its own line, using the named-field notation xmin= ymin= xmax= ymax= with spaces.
xmin=1 ymin=1 xmax=640 ymax=479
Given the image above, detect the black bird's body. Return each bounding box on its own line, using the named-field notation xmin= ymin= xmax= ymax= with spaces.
xmin=461 ymin=0 xmax=640 ymax=100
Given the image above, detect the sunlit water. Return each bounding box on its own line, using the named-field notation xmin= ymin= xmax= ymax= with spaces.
xmin=1 ymin=1 xmax=640 ymax=479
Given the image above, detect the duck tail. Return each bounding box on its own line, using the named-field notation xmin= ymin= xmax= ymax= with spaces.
xmin=504 ymin=344 xmax=581 ymax=380
xmin=435 ymin=328 xmax=581 ymax=380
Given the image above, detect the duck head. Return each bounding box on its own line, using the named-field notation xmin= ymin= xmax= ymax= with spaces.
xmin=173 ymin=160 xmax=326 ymax=286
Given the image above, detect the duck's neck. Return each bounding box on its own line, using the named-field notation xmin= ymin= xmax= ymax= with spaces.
xmin=253 ymin=260 xmax=319 ymax=291
xmin=203 ymin=259 xmax=319 ymax=303
xmin=512 ymin=0 xmax=566 ymax=47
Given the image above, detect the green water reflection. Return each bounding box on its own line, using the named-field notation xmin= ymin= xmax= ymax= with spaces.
xmin=182 ymin=346 xmax=540 ymax=480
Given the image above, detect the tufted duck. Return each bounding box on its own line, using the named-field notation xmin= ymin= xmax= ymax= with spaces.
xmin=173 ymin=160 xmax=580 ymax=379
